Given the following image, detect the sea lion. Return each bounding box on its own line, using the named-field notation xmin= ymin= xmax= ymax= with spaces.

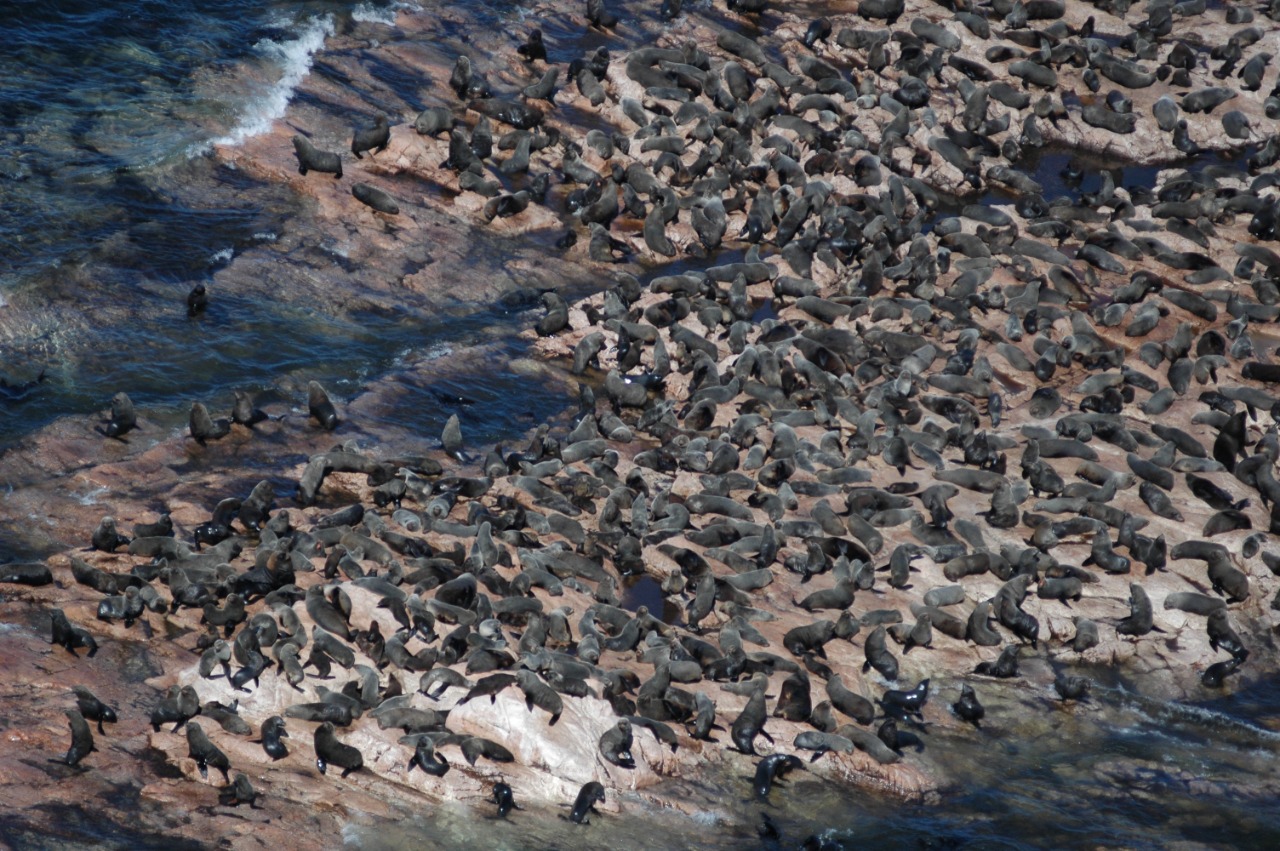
xmin=50 ymin=609 xmax=98 ymax=658
xmin=753 ymin=753 xmax=804 ymax=799
xmin=1053 ymin=675 xmax=1091 ymax=702
xmin=493 ymin=781 xmax=520 ymax=818
xmin=91 ymin=516 xmax=130 ymax=552
xmin=257 ymin=715 xmax=289 ymax=760
xmin=72 ymin=687 xmax=118 ymax=734
xmin=952 ymin=684 xmax=984 ymax=728
xmin=186 ymin=721 xmax=231 ymax=783
xmin=731 ymin=682 xmax=772 ymax=754
xmin=56 ymin=710 xmax=96 ymax=769
xmin=292 ymin=135 xmax=343 ymax=178
xmin=408 ymin=736 xmax=450 ymax=777
xmin=308 ymin=381 xmax=339 ymax=431
xmin=150 ymin=684 xmax=200 ymax=732
xmin=352 ymin=183 xmax=400 ymax=215
xmin=314 ymin=721 xmax=363 ymax=777
xmin=568 ymin=780 xmax=606 ymax=824
xmin=218 ymin=774 xmax=260 ymax=808
xmin=975 ymin=644 xmax=1020 ymax=678
xmin=101 ymin=391 xmax=137 ymax=439
xmin=351 ymin=115 xmax=390 ymax=159
xmin=189 ymin=402 xmax=231 ymax=445
xmin=187 ymin=283 xmax=208 ymax=317
xmin=599 ymin=718 xmax=635 ymax=768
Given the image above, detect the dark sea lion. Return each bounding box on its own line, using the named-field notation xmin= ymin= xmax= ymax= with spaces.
xmin=292 ymin=135 xmax=343 ymax=178
xmin=150 ymin=684 xmax=200 ymax=732
xmin=186 ymin=721 xmax=231 ymax=782
xmin=72 ymin=687 xmax=117 ymax=734
xmin=493 ymin=781 xmax=520 ymax=818
xmin=599 ymin=718 xmax=635 ymax=768
xmin=460 ymin=736 xmax=515 ymax=766
xmin=61 ymin=710 xmax=95 ymax=767
xmin=952 ymin=684 xmax=984 ymax=728
xmin=826 ymin=674 xmax=874 ymax=725
xmin=568 ymin=780 xmax=606 ymax=824
xmin=307 ymin=381 xmax=339 ymax=431
xmin=314 ymin=721 xmax=363 ymax=777
xmin=257 ymin=715 xmax=289 ymax=760
xmin=90 ymin=516 xmax=130 ymax=552
xmin=408 ymin=736 xmax=450 ymax=777
xmin=218 ymin=773 xmax=260 ymax=808
xmin=50 ymin=608 xmax=98 ymax=658
xmin=189 ymin=402 xmax=231 ymax=445
xmin=753 ymin=753 xmax=804 ymax=799
xmin=1054 ymin=674 xmax=1091 ymax=703
xmin=352 ymin=183 xmax=400 ymax=215
xmin=731 ymin=682 xmax=771 ymax=754
xmin=516 ymin=669 xmax=563 ymax=725
xmin=351 ymin=115 xmax=390 ymax=159
xmin=101 ymin=391 xmax=137 ymax=439
xmin=187 ymin=283 xmax=208 ymax=317
xmin=879 ymin=679 xmax=929 ymax=721
xmin=975 ymin=644 xmax=1020 ymax=678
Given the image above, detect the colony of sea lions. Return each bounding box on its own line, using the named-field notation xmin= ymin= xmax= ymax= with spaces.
xmin=5 ymin=0 xmax=1280 ymax=837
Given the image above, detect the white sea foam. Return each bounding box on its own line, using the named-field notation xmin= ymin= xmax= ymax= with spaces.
xmin=352 ymin=1 xmax=421 ymax=25
xmin=212 ymin=15 xmax=335 ymax=147
xmin=209 ymin=247 xmax=234 ymax=265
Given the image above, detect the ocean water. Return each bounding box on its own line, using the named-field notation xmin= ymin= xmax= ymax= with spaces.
xmin=2 ymin=1 xmax=1278 ymax=848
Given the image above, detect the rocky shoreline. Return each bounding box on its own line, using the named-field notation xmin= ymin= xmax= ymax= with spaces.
xmin=4 ymin=0 xmax=1280 ymax=846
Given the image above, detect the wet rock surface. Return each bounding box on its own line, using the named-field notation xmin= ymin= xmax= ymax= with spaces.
xmin=4 ymin=0 xmax=1280 ymax=846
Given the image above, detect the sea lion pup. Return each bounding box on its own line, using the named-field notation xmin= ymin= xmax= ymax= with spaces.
xmin=50 ymin=608 xmax=98 ymax=658
xmin=1202 ymin=656 xmax=1243 ymax=688
xmin=292 ymin=135 xmax=342 ymax=178
xmin=952 ymin=684 xmax=984 ymax=728
xmin=407 ymin=736 xmax=450 ymax=777
xmin=314 ymin=721 xmax=363 ymax=778
xmin=441 ymin=413 xmax=464 ymax=460
xmin=187 ymin=282 xmax=208 ymax=317
xmin=61 ymin=710 xmax=95 ymax=767
xmin=256 ymin=715 xmax=289 ymax=760
xmin=599 ymin=718 xmax=635 ymax=768
xmin=72 ymin=687 xmax=118 ymax=734
xmin=189 ymin=401 xmax=231 ymax=445
xmin=307 ymin=381 xmax=339 ymax=431
xmin=753 ymin=753 xmax=804 ymax=799
xmin=186 ymin=721 xmax=231 ymax=783
xmin=91 ymin=516 xmax=130 ymax=552
xmin=567 ymin=780 xmax=606 ymax=824
xmin=351 ymin=115 xmax=390 ymax=159
xmin=536 ymin=292 xmax=569 ymax=337
xmin=219 ymin=773 xmax=260 ymax=808
xmin=352 ymin=183 xmax=400 ymax=215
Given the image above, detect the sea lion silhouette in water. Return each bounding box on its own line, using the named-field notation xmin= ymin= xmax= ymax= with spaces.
xmin=308 ymin=381 xmax=339 ymax=431
xmin=293 ymin=135 xmax=343 ymax=178
xmin=351 ymin=115 xmax=390 ymax=159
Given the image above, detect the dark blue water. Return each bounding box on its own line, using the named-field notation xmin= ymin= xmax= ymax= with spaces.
xmin=2 ymin=1 xmax=1277 ymax=848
